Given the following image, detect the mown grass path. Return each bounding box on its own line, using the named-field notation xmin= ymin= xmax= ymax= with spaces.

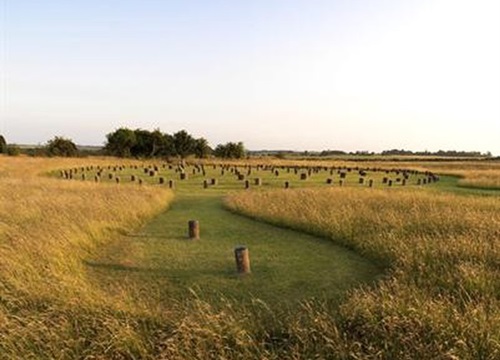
xmin=88 ymin=191 xmax=382 ymax=311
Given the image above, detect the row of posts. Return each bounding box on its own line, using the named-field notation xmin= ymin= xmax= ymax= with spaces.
xmin=188 ymin=220 xmax=250 ymax=275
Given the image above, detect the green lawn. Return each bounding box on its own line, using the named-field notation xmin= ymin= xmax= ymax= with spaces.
xmin=86 ymin=191 xmax=381 ymax=311
xmin=68 ymin=161 xmax=498 ymax=311
xmin=74 ymin=162 xmax=404 ymax=310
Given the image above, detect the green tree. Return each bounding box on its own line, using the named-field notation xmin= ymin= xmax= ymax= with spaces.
xmin=193 ymin=138 xmax=212 ymax=158
xmin=46 ymin=136 xmax=78 ymax=157
xmin=156 ymin=133 xmax=175 ymax=157
xmin=0 ymin=135 xmax=6 ymax=154
xmin=6 ymin=145 xmax=21 ymax=156
xmin=105 ymin=128 xmax=137 ymax=157
xmin=172 ymin=130 xmax=196 ymax=158
xmin=214 ymin=142 xmax=246 ymax=159
xmin=131 ymin=129 xmax=173 ymax=158
xmin=132 ymin=129 xmax=154 ymax=157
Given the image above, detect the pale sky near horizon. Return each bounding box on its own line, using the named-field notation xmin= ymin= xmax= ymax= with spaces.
xmin=1 ymin=0 xmax=499 ymax=154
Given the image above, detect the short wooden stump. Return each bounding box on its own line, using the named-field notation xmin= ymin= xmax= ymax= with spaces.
xmin=234 ymin=246 xmax=250 ymax=274
xmin=188 ymin=220 xmax=200 ymax=240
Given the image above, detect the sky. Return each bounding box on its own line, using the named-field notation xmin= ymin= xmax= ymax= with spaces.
xmin=1 ymin=0 xmax=499 ymax=154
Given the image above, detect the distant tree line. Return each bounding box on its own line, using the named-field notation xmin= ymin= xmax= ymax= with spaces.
xmin=0 ymin=134 xmax=21 ymax=156
xmin=380 ymin=149 xmax=491 ymax=157
xmin=1 ymin=131 xmax=493 ymax=159
xmin=0 ymin=135 xmax=79 ymax=157
xmin=317 ymin=149 xmax=491 ymax=157
xmin=104 ymin=128 xmax=246 ymax=159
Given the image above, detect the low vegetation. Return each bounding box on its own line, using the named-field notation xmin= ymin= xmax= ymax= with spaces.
xmin=225 ymin=187 xmax=500 ymax=358
xmin=0 ymin=156 xmax=173 ymax=358
xmin=1 ymin=155 xmax=499 ymax=358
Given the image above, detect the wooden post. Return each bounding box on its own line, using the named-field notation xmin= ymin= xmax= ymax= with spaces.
xmin=255 ymin=178 xmax=262 ymax=186
xmin=159 ymin=177 xmax=165 ymax=184
xmin=284 ymin=181 xmax=290 ymax=189
xmin=369 ymin=179 xmax=374 ymax=187
xmin=211 ymin=178 xmax=218 ymax=185
xmin=300 ymin=173 xmax=307 ymax=180
xmin=188 ymin=220 xmax=200 ymax=239
xmin=234 ymin=246 xmax=250 ymax=274
xmin=180 ymin=173 xmax=187 ymax=180
xmin=326 ymin=178 xmax=333 ymax=184
xmin=168 ymin=180 xmax=175 ymax=189
xmin=203 ymin=180 xmax=208 ymax=189
xmin=244 ymin=180 xmax=250 ymax=189
xmin=131 ymin=175 xmax=136 ymax=182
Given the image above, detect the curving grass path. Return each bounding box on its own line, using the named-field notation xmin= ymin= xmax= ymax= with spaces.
xmin=86 ymin=190 xmax=382 ymax=311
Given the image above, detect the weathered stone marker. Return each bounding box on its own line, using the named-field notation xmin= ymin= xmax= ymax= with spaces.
xmin=234 ymin=246 xmax=250 ymax=274
xmin=188 ymin=220 xmax=200 ymax=240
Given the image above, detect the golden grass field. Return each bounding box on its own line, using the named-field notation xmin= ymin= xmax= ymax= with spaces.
xmin=225 ymin=184 xmax=500 ymax=358
xmin=0 ymin=155 xmax=499 ymax=359
xmin=0 ymin=156 xmax=174 ymax=358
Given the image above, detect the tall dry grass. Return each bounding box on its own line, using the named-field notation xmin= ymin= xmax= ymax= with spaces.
xmin=0 ymin=156 xmax=174 ymax=358
xmin=2 ymin=155 xmax=499 ymax=358
xmin=225 ymin=187 xmax=500 ymax=358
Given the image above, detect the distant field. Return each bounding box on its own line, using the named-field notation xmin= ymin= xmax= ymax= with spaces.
xmin=1 ymin=155 xmax=499 ymax=359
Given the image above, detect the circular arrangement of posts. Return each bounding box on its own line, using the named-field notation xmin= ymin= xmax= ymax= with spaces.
xmin=56 ymin=161 xmax=441 ymax=276
xmin=57 ymin=162 xmax=440 ymax=191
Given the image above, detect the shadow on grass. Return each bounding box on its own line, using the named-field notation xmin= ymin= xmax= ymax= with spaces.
xmin=83 ymin=260 xmax=237 ymax=279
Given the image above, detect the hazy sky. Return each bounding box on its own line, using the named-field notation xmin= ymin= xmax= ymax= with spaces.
xmin=1 ymin=0 xmax=499 ymax=153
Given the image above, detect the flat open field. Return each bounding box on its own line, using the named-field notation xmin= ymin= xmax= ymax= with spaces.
xmin=1 ymin=155 xmax=499 ymax=359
